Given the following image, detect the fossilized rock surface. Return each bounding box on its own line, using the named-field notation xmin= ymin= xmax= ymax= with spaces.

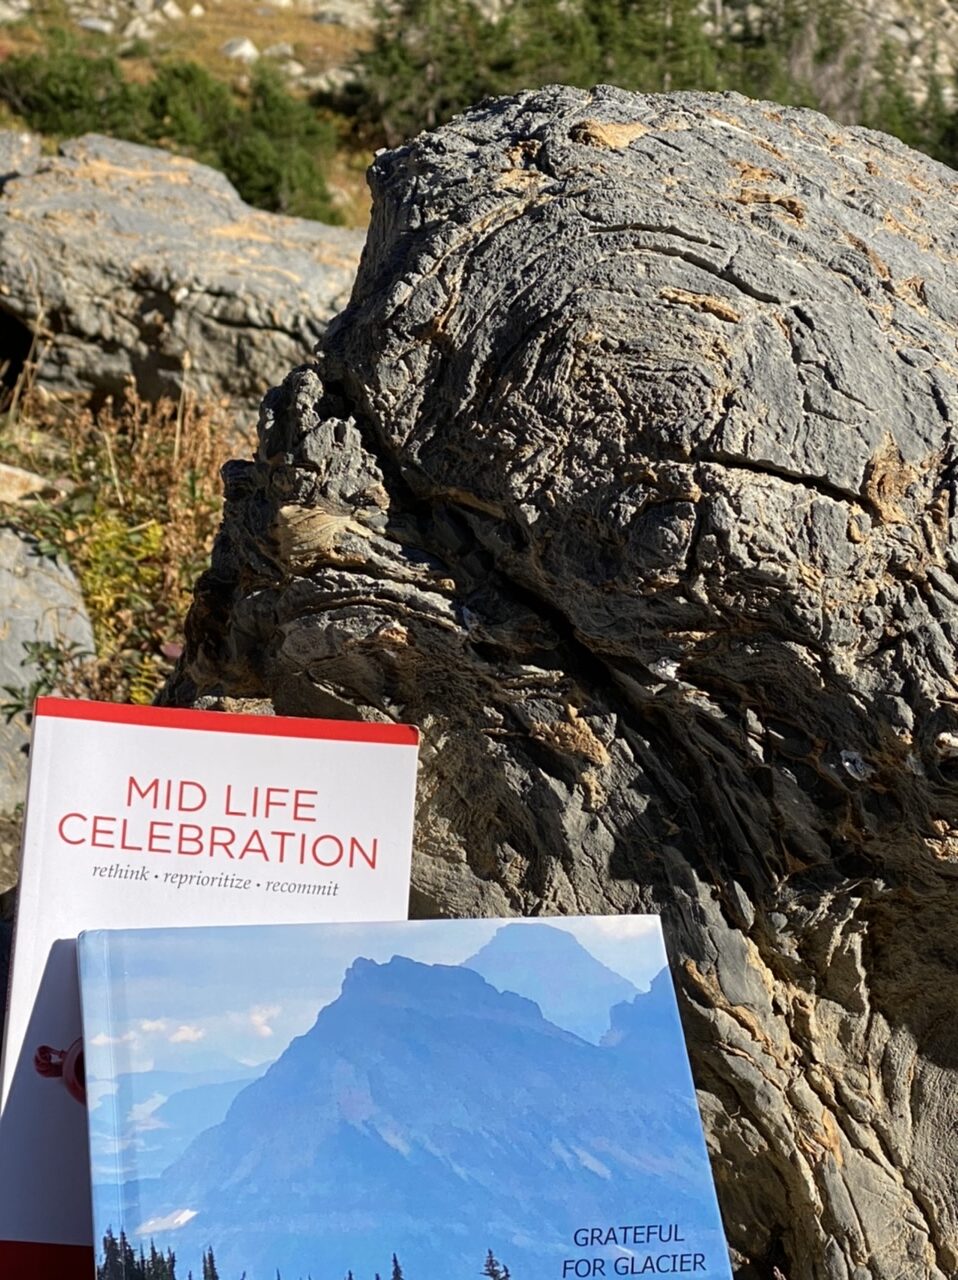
xmin=0 ymin=133 xmax=364 ymax=408
xmin=166 ymin=87 xmax=958 ymax=1278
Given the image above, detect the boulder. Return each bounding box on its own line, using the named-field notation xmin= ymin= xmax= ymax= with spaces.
xmin=0 ymin=134 xmax=365 ymax=410
xmin=165 ymin=87 xmax=958 ymax=1278
xmin=75 ymin=14 xmax=115 ymax=32
xmin=0 ymin=526 xmax=94 ymax=883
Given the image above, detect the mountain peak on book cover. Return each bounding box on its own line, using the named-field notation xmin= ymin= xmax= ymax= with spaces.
xmin=79 ymin=916 xmax=733 ymax=1280
xmin=465 ymin=922 xmax=641 ymax=1042
xmin=339 ymin=952 xmax=567 ymax=1033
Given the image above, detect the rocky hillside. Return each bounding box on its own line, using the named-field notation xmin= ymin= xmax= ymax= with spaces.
xmin=715 ymin=0 xmax=958 ymax=111
xmin=0 ymin=0 xmax=372 ymax=90
xmin=1 ymin=0 xmax=956 ymax=117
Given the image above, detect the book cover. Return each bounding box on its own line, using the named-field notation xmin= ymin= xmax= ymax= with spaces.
xmin=0 ymin=698 xmax=419 ymax=1277
xmin=79 ymin=917 xmax=733 ymax=1280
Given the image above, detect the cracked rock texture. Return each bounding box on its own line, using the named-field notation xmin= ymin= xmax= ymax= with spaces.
xmin=165 ymin=87 xmax=958 ymax=1278
xmin=0 ymin=133 xmax=365 ymax=408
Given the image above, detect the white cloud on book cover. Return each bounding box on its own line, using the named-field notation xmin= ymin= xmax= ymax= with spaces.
xmin=127 ymin=1093 xmax=169 ymax=1130
xmin=89 ymin=1030 xmax=137 ymax=1047
xmin=247 ymin=1004 xmax=281 ymax=1038
xmin=169 ymin=1024 xmax=206 ymax=1044
xmin=136 ymin=1209 xmax=198 ymax=1235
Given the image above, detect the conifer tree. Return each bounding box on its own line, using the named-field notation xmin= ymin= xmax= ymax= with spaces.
xmin=483 ymin=1250 xmax=510 ymax=1280
xmin=98 ymin=1227 xmax=124 ymax=1280
xmin=391 ymin=1253 xmax=404 ymax=1280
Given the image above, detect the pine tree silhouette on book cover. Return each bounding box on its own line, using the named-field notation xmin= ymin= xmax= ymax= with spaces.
xmin=79 ymin=918 xmax=734 ymax=1280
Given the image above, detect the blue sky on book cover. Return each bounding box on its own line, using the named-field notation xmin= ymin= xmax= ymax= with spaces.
xmin=79 ymin=918 xmax=733 ymax=1280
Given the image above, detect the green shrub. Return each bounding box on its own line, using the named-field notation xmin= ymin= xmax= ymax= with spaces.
xmin=346 ymin=0 xmax=806 ymax=146
xmin=0 ymin=39 xmax=340 ymax=223
xmin=225 ymin=65 xmax=340 ymax=219
xmin=581 ymin=0 xmax=718 ymax=95
xmin=860 ymin=41 xmax=954 ymax=161
xmin=142 ymin=61 xmax=236 ymax=159
xmin=0 ymin=385 xmax=239 ymax=706
xmin=0 ymin=32 xmax=144 ymax=136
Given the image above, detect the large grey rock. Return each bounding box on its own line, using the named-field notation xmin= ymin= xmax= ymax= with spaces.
xmin=165 ymin=88 xmax=958 ymax=1278
xmin=0 ymin=527 xmax=94 ymax=876
xmin=0 ymin=134 xmax=365 ymax=409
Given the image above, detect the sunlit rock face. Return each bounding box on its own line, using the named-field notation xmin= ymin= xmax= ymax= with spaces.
xmin=0 ymin=133 xmax=364 ymax=408
xmin=168 ymin=87 xmax=958 ymax=1279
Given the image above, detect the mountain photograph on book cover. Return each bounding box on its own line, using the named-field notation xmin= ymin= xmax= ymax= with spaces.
xmin=80 ymin=918 xmax=733 ymax=1280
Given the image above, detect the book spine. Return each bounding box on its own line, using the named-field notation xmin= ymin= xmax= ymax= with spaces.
xmin=77 ymin=929 xmax=125 ymax=1279
xmin=0 ymin=709 xmax=54 ymax=1106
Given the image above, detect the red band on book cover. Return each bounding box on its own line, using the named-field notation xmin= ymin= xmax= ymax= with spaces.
xmin=34 ymin=697 xmax=419 ymax=746
xmin=0 ymin=1239 xmax=94 ymax=1279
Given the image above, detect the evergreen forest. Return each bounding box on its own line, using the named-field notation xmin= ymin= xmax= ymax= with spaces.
xmin=97 ymin=1229 xmax=513 ymax=1280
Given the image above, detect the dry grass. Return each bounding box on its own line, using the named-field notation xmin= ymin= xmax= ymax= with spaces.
xmin=0 ymin=372 xmax=250 ymax=706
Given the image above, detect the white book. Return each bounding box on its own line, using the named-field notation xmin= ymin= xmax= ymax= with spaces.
xmin=0 ymin=698 xmax=419 ymax=1278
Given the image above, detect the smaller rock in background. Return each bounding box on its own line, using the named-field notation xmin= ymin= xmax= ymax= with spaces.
xmin=121 ymin=13 xmax=152 ymax=36
xmin=310 ymin=0 xmax=375 ymax=30
xmin=301 ymin=63 xmax=354 ymax=94
xmin=221 ymin=35 xmax=260 ymax=61
xmin=0 ymin=464 xmax=49 ymax=504
xmin=75 ymin=13 xmax=114 ymax=30
xmin=0 ymin=0 xmax=32 ymax=22
xmin=0 ymin=527 xmax=95 ymax=889
xmin=0 ymin=131 xmax=40 ymax=190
